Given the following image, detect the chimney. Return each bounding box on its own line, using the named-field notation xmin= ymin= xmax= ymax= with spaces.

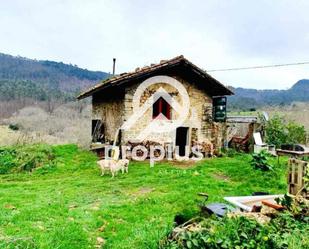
xmin=112 ymin=58 xmax=116 ymax=75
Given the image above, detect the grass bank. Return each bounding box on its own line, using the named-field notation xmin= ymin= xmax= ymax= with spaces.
xmin=0 ymin=145 xmax=288 ymax=248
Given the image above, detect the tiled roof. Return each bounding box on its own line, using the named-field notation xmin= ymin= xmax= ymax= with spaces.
xmin=77 ymin=55 xmax=233 ymax=99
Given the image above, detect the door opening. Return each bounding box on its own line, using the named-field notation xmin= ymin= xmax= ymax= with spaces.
xmin=175 ymin=127 xmax=189 ymax=157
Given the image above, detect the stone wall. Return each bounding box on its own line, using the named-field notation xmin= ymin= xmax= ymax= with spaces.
xmin=91 ymin=75 xmax=227 ymax=152
xmin=122 ymin=75 xmax=218 ymax=148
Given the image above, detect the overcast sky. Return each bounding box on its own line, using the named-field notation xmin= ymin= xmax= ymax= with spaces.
xmin=1 ymin=0 xmax=308 ymax=89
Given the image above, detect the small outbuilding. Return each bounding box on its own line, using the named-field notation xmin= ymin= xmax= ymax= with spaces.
xmin=78 ymin=55 xmax=233 ymax=156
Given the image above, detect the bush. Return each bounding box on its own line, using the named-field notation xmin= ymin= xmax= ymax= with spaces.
xmin=4 ymin=103 xmax=92 ymax=148
xmin=0 ymin=144 xmax=55 ymax=174
xmin=286 ymin=121 xmax=307 ymax=144
xmin=8 ymin=123 xmax=19 ymax=130
xmin=161 ymin=186 xmax=309 ymax=249
xmin=265 ymin=115 xmax=287 ymax=147
xmin=250 ymin=150 xmax=273 ymax=171
xmin=160 ymin=212 xmax=309 ymax=249
xmin=265 ymin=114 xmax=307 ymax=147
xmin=0 ymin=148 xmax=16 ymax=174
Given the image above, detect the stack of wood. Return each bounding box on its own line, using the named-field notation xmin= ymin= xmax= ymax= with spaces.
xmin=126 ymin=140 xmax=162 ymax=158
xmin=192 ymin=140 xmax=214 ymax=157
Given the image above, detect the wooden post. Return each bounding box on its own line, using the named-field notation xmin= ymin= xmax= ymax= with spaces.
xmin=287 ymin=158 xmax=308 ymax=197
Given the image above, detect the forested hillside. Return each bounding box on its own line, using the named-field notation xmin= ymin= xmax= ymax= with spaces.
xmin=0 ymin=52 xmax=308 ymax=116
xmin=0 ymin=53 xmax=109 ymax=118
xmin=0 ymin=80 xmax=69 ymax=101
xmin=228 ymin=79 xmax=309 ymax=110
xmin=0 ymin=53 xmax=109 ymax=93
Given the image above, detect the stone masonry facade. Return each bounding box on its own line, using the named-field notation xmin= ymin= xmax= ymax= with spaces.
xmin=92 ymin=74 xmax=226 ymax=154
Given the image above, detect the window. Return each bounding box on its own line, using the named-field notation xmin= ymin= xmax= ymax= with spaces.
xmin=152 ymin=97 xmax=171 ymax=119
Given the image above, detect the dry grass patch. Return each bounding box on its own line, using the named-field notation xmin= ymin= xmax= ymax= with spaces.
xmin=0 ymin=125 xmax=21 ymax=146
xmin=167 ymin=160 xmax=198 ymax=169
xmin=211 ymin=172 xmax=231 ymax=182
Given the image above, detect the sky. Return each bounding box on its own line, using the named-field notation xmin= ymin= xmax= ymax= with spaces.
xmin=0 ymin=0 xmax=308 ymax=89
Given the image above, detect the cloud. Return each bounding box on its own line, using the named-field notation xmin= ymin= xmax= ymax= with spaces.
xmin=0 ymin=0 xmax=308 ymax=89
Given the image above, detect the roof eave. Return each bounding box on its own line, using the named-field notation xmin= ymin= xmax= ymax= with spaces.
xmin=77 ymin=56 xmax=234 ymax=99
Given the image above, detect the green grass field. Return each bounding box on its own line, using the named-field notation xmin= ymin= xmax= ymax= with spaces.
xmin=0 ymin=145 xmax=288 ymax=248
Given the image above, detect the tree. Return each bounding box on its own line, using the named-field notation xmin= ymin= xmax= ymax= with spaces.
xmin=265 ymin=114 xmax=307 ymax=147
xmin=265 ymin=115 xmax=287 ymax=147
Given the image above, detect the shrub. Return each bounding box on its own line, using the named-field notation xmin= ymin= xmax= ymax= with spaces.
xmin=8 ymin=123 xmax=19 ymax=130
xmin=0 ymin=148 xmax=17 ymax=174
xmin=0 ymin=144 xmax=55 ymax=174
xmin=265 ymin=114 xmax=307 ymax=147
xmin=250 ymin=150 xmax=273 ymax=171
xmin=160 ymin=212 xmax=309 ymax=248
xmin=4 ymin=103 xmax=92 ymax=148
xmin=159 ymin=215 xmax=309 ymax=249
xmin=286 ymin=121 xmax=307 ymax=144
xmin=265 ymin=115 xmax=288 ymax=147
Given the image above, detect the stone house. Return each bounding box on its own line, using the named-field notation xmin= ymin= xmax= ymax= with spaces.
xmin=77 ymin=56 xmax=233 ymax=156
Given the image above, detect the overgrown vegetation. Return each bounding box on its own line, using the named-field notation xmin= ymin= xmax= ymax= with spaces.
xmin=161 ymin=152 xmax=309 ymax=249
xmin=1 ymin=102 xmax=91 ymax=147
xmin=0 ymin=144 xmax=289 ymax=248
xmin=220 ymin=148 xmax=242 ymax=158
xmin=0 ymin=144 xmax=55 ymax=174
xmin=160 ymin=213 xmax=309 ymax=249
xmin=265 ymin=114 xmax=307 ymax=147
xmin=250 ymin=150 xmax=273 ymax=171
xmin=161 ymin=184 xmax=309 ymax=249
xmin=276 ymin=194 xmax=309 ymax=220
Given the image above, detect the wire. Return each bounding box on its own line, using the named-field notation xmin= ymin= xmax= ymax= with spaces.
xmin=206 ymin=61 xmax=309 ymax=72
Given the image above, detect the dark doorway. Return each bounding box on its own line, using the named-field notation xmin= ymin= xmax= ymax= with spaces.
xmin=176 ymin=127 xmax=189 ymax=156
xmin=92 ymin=120 xmax=104 ymax=143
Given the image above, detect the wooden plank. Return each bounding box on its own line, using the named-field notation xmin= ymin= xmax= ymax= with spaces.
xmin=276 ymin=149 xmax=309 ymax=157
xmin=287 ymin=158 xmax=308 ymax=196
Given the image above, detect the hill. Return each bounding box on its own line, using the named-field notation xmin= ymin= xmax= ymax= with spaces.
xmin=228 ymin=79 xmax=309 ymax=110
xmin=0 ymin=52 xmax=308 ymax=114
xmin=0 ymin=53 xmax=109 ymax=94
xmin=0 ymin=53 xmax=110 ymax=118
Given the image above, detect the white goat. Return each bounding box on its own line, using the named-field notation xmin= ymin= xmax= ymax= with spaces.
xmin=97 ymin=159 xmax=129 ymax=178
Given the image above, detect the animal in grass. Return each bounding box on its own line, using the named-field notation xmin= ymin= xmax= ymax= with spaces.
xmin=117 ymin=159 xmax=129 ymax=173
xmin=97 ymin=159 xmax=115 ymax=176
xmin=97 ymin=159 xmax=129 ymax=178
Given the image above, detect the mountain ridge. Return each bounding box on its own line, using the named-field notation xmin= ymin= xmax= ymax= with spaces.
xmin=228 ymin=79 xmax=309 ymax=110
xmin=0 ymin=52 xmax=308 ymax=112
xmin=0 ymin=52 xmax=110 ymax=93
